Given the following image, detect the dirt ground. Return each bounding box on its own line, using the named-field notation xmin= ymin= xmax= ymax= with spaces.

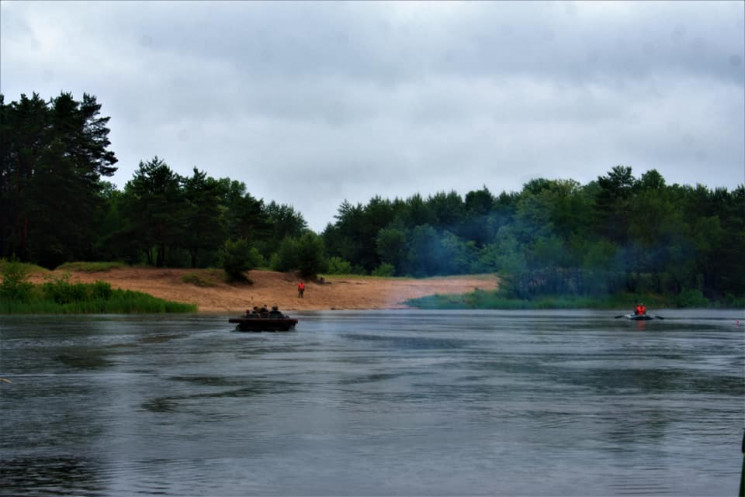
xmin=34 ymin=268 xmax=498 ymax=313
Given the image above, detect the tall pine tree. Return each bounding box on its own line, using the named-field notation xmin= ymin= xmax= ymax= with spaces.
xmin=0 ymin=92 xmax=117 ymax=266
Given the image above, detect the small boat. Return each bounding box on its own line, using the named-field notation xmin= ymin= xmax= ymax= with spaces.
xmin=228 ymin=313 xmax=297 ymax=331
xmin=622 ymin=313 xmax=663 ymax=321
xmin=624 ymin=313 xmax=654 ymax=320
xmin=229 ymin=309 xmax=298 ymax=332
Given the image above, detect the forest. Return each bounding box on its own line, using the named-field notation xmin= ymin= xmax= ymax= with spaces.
xmin=2 ymin=92 xmax=744 ymax=305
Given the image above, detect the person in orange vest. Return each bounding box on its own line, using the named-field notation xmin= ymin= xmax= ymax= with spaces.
xmin=635 ymin=303 xmax=643 ymax=315
xmin=298 ymin=281 xmax=305 ymax=298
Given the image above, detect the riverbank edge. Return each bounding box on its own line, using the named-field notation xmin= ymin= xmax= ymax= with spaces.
xmin=2 ymin=266 xmax=500 ymax=314
xmin=3 ymin=262 xmax=742 ymax=313
xmin=406 ymin=289 xmax=745 ymax=310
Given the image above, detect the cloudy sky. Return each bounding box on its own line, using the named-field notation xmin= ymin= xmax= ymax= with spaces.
xmin=1 ymin=1 xmax=743 ymax=231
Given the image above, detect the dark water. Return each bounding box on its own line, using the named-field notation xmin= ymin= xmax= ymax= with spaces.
xmin=1 ymin=309 xmax=743 ymax=496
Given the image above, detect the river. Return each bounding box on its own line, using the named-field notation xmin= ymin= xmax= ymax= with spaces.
xmin=1 ymin=309 xmax=743 ymax=496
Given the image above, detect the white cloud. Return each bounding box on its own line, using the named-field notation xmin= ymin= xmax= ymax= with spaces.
xmin=2 ymin=0 xmax=743 ymax=231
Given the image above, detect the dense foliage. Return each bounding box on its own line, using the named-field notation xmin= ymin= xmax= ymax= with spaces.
xmin=322 ymin=169 xmax=745 ymax=303
xmin=0 ymin=92 xmax=117 ymax=268
xmin=1 ymin=93 xmax=311 ymax=276
xmin=2 ymin=92 xmax=743 ymax=303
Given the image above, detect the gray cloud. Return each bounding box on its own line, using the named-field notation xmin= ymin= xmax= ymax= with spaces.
xmin=1 ymin=1 xmax=743 ymax=231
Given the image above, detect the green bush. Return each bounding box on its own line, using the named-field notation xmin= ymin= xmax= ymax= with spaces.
xmin=41 ymin=272 xmax=89 ymax=304
xmin=181 ymin=272 xmax=217 ymax=287
xmin=89 ymin=280 xmax=113 ymax=300
xmin=326 ymin=256 xmax=353 ymax=275
xmin=220 ymin=239 xmax=262 ymax=282
xmin=1 ymin=283 xmax=197 ymax=314
xmin=272 ymin=233 xmax=327 ymax=278
xmin=674 ymin=289 xmax=709 ymax=308
xmin=371 ymin=263 xmax=395 ymax=277
xmin=273 ymin=238 xmax=300 ymax=272
xmin=296 ymin=233 xmax=327 ymax=279
xmin=722 ymin=293 xmax=745 ymax=307
xmin=56 ymin=261 xmax=125 ymax=272
xmin=0 ymin=258 xmax=34 ymax=302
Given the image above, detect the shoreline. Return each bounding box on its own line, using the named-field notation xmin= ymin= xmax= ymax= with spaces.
xmin=29 ymin=268 xmax=499 ymax=313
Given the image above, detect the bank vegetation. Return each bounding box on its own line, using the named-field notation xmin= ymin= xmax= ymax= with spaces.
xmin=2 ymin=92 xmax=743 ymax=309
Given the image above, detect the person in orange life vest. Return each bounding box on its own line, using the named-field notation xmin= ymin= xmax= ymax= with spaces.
xmin=635 ymin=303 xmax=643 ymax=315
xmin=639 ymin=303 xmax=646 ymax=315
xmin=298 ymin=281 xmax=305 ymax=298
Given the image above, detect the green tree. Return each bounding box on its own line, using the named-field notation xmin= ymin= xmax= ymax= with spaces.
xmin=593 ymin=165 xmax=636 ymax=244
xmin=220 ymin=238 xmax=262 ymax=282
xmin=261 ymin=201 xmax=307 ymax=257
xmin=296 ymin=232 xmax=327 ymax=279
xmin=627 ymin=181 xmax=690 ymax=293
xmin=272 ymin=232 xmax=327 ymax=278
xmin=326 ymin=256 xmax=353 ymax=275
xmin=376 ymin=224 xmax=408 ymax=275
xmin=401 ymin=193 xmax=436 ymax=228
xmin=405 ymin=224 xmax=441 ymax=277
xmin=372 ymin=263 xmax=395 ymax=277
xmin=460 ymin=186 xmax=496 ymax=246
xmin=0 ymin=93 xmax=49 ymax=261
xmin=0 ymin=257 xmax=34 ymax=302
xmin=273 ymin=237 xmax=300 ymax=273
xmin=464 ymin=186 xmax=494 ymax=216
xmin=0 ymin=92 xmax=117 ymax=266
xmin=220 ymin=179 xmax=270 ymax=243
xmin=489 ymin=227 xmax=529 ymax=298
xmin=323 ymin=200 xmax=364 ymax=268
xmin=695 ymin=185 xmax=745 ymax=297
xmin=440 ymin=231 xmax=476 ymax=275
xmin=121 ymin=157 xmax=185 ymax=267
xmin=183 ymin=168 xmax=225 ymax=267
xmin=427 ymin=190 xmax=464 ymax=230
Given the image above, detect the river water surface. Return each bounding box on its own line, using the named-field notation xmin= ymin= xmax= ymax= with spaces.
xmin=1 ymin=310 xmax=743 ymax=496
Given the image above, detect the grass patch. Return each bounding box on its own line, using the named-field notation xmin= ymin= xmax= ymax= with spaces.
xmin=1 ymin=288 xmax=197 ymax=314
xmin=56 ymin=261 xmax=126 ymax=272
xmin=0 ymin=258 xmax=49 ymax=275
xmin=181 ymin=271 xmax=219 ymax=287
xmin=1 ymin=272 xmax=196 ymax=314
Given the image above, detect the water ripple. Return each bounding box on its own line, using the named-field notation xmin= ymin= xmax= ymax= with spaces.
xmin=1 ymin=310 xmax=741 ymax=496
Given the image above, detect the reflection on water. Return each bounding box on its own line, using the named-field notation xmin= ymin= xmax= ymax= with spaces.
xmin=1 ymin=310 xmax=742 ymax=496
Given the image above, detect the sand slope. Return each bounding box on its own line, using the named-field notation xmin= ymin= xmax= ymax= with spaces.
xmin=37 ymin=268 xmax=498 ymax=313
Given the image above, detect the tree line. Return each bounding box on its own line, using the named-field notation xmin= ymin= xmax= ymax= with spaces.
xmin=2 ymin=92 xmax=743 ymax=302
xmin=323 ymin=168 xmax=744 ymax=302
xmin=1 ymin=93 xmax=313 ymax=277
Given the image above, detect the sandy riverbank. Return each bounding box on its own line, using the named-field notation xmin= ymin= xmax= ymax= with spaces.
xmin=32 ymin=268 xmax=498 ymax=313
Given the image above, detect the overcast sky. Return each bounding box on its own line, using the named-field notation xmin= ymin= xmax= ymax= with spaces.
xmin=2 ymin=1 xmax=743 ymax=231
